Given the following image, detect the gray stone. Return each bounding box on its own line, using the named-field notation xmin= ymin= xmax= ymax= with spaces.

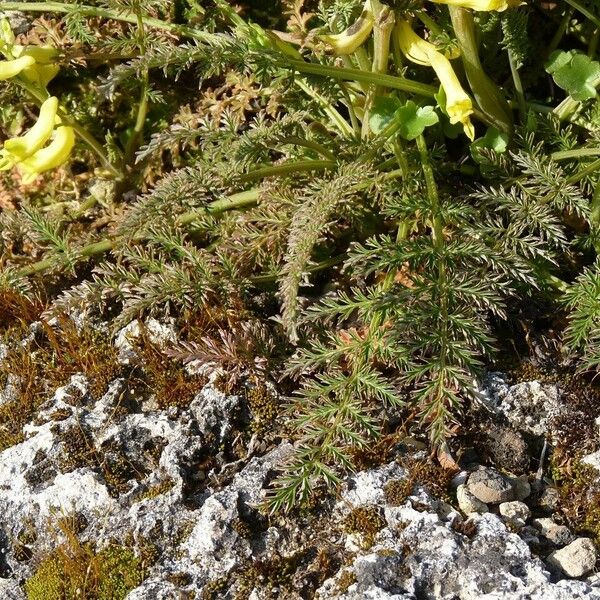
xmin=318 ymin=510 xmax=600 ymax=600
xmin=533 ymin=518 xmax=575 ymax=547
xmin=547 ymin=538 xmax=598 ymax=578
xmin=467 ymin=467 xmax=515 ymax=504
xmin=512 ymin=475 xmax=532 ymax=501
xmin=538 ymin=487 xmax=560 ymax=513
xmin=457 ymin=484 xmax=488 ymax=515
xmin=0 ymin=579 xmax=25 ymax=600
xmin=582 ymin=450 xmax=600 ymax=475
xmin=499 ymin=501 xmax=530 ymax=527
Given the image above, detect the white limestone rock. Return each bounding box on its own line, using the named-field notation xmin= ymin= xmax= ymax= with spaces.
xmin=547 ymin=538 xmax=598 ymax=578
xmin=499 ymin=501 xmax=530 ymax=528
xmin=457 ymin=484 xmax=489 ymax=515
xmin=479 ymin=374 xmax=563 ymax=437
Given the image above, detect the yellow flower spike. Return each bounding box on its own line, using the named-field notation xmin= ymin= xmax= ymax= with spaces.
xmin=0 ymin=55 xmax=35 ymax=80
xmin=3 ymin=96 xmax=59 ymax=162
xmin=319 ymin=0 xmax=375 ymax=55
xmin=12 ymin=45 xmax=59 ymax=64
xmin=22 ymin=62 xmax=60 ymax=87
xmin=396 ymin=20 xmax=475 ymax=140
xmin=427 ymin=0 xmax=523 ymax=11
xmin=17 ymin=126 xmax=75 ymax=184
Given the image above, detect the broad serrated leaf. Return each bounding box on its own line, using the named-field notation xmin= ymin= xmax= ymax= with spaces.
xmin=396 ymin=101 xmax=439 ymax=141
xmin=546 ymin=51 xmax=600 ymax=101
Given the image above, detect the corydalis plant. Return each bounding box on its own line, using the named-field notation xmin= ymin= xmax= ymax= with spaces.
xmin=0 ymin=0 xmax=598 ymax=513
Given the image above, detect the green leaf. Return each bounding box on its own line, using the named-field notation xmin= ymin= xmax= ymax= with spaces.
xmin=370 ymin=98 xmax=439 ymax=140
xmin=398 ymin=102 xmax=439 ymax=141
xmin=369 ymin=96 xmax=401 ymax=135
xmin=470 ymin=127 xmax=508 ymax=164
xmin=396 ymin=101 xmax=439 ymax=141
xmin=546 ymin=51 xmax=600 ymax=102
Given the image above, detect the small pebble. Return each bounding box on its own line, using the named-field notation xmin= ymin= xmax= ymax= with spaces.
xmin=457 ymin=484 xmax=488 ymax=515
xmin=533 ymin=518 xmax=574 ymax=547
xmin=467 ymin=467 xmax=515 ymax=504
xmin=499 ymin=501 xmax=530 ymax=528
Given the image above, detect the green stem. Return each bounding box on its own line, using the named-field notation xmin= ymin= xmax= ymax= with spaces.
xmin=563 ymin=0 xmax=600 ymax=28
xmin=392 ymin=137 xmax=409 ymax=179
xmin=547 ymin=8 xmax=573 ymax=58
xmin=286 ymin=59 xmax=438 ymax=98
xmin=416 ymin=133 xmax=449 ymax=444
xmin=362 ymin=4 xmax=394 ymax=138
xmin=591 ymin=183 xmax=600 ymax=226
xmin=18 ymin=190 xmax=260 ymax=277
xmin=416 ymin=135 xmax=442 ymax=247
xmin=295 ymin=79 xmax=354 ymax=137
xmin=0 ymin=1 xmax=214 ymax=41
xmin=339 ymin=83 xmax=362 ymax=135
xmin=251 ymin=254 xmax=346 ymax=285
xmin=552 ymin=148 xmax=600 ymax=161
xmin=554 ymin=75 xmax=600 ymax=121
xmin=123 ymin=6 xmax=150 ymax=167
xmin=238 ymin=160 xmax=336 ymax=183
xmin=279 ymin=136 xmax=336 ymax=161
xmin=507 ymin=48 xmax=526 ymax=123
xmin=567 ymin=158 xmax=600 ymax=184
xmin=19 ymin=239 xmax=116 ymax=276
xmin=370 ymin=5 xmax=395 ymax=91
xmin=177 ymin=189 xmax=260 ymax=226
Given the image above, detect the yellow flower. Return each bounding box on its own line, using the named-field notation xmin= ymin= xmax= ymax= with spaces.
xmin=1 ymin=96 xmax=59 ymax=165
xmin=17 ymin=126 xmax=75 ymax=184
xmin=0 ymin=19 xmax=59 ymax=88
xmin=396 ymin=20 xmax=475 ymax=140
xmin=428 ymin=51 xmax=475 ymax=140
xmin=0 ymin=55 xmax=35 ymax=80
xmin=427 ymin=0 xmax=523 ymax=11
xmin=11 ymin=45 xmax=60 ymax=87
xmin=0 ymin=96 xmax=74 ymax=183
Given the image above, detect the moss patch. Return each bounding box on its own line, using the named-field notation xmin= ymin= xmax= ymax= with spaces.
xmin=0 ymin=314 xmax=120 ymax=453
xmin=25 ymin=542 xmax=144 ymax=600
xmin=343 ymin=506 xmax=386 ymax=548
xmin=551 ymin=457 xmax=600 ymax=544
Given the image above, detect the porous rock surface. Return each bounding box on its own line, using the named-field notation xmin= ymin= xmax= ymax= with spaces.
xmin=0 ymin=342 xmax=599 ymax=598
xmin=479 ymin=374 xmax=563 ymax=437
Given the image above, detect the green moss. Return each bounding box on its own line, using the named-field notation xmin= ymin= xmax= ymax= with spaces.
xmin=337 ymin=569 xmax=357 ymax=593
xmin=136 ymin=478 xmax=175 ymax=502
xmin=383 ymin=478 xmax=413 ymax=506
xmin=246 ymin=383 xmax=279 ymax=433
xmin=343 ymin=506 xmax=386 ymax=548
xmin=551 ymin=455 xmax=600 ymax=544
xmin=201 ymin=576 xmax=229 ymax=599
xmin=25 ymin=543 xmax=144 ymax=600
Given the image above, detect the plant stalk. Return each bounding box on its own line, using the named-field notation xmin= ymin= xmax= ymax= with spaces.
xmin=286 ymin=59 xmax=437 ymax=98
